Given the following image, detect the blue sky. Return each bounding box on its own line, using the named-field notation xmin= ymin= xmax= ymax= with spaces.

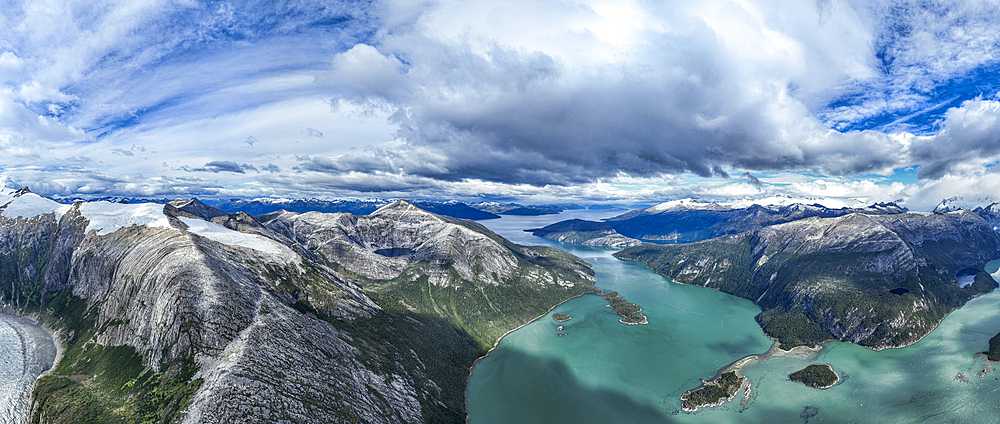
xmin=3 ymin=0 xmax=1000 ymax=210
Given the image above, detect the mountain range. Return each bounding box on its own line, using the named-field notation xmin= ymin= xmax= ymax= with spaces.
xmin=0 ymin=189 xmax=602 ymax=423
xmin=615 ymin=211 xmax=1000 ymax=349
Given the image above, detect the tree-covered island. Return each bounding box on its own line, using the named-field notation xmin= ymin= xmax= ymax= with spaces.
xmin=788 ymin=364 xmax=839 ymax=389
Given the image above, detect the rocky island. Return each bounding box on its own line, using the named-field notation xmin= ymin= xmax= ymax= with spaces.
xmin=788 ymin=364 xmax=839 ymax=388
xmin=680 ymin=371 xmax=745 ymax=411
xmin=616 ymin=211 xmax=1000 ymax=350
xmin=601 ymin=291 xmax=648 ymax=325
xmin=553 ymin=313 xmax=572 ymax=322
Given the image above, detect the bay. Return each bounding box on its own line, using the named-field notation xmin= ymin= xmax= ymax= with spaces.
xmin=468 ymin=210 xmax=1000 ymax=423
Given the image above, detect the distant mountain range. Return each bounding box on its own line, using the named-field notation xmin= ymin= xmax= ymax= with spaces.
xmin=528 ymin=200 xmax=908 ymax=245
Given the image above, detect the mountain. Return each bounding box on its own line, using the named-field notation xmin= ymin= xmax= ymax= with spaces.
xmin=262 ymin=200 xmax=599 ymax=345
xmin=0 ymin=189 xmax=599 ymax=423
xmin=539 ymin=201 xmax=908 ymax=245
xmin=972 ymin=202 xmax=1000 ymax=230
xmin=525 ymin=219 xmax=641 ymax=247
xmin=615 ymin=211 xmax=1000 ymax=350
xmin=212 ymin=198 xmax=500 ymax=220
xmin=528 ymin=201 xmax=907 ymax=247
xmin=468 ymin=202 xmax=577 ymax=216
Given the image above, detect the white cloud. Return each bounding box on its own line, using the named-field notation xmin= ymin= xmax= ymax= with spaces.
xmin=0 ymin=0 xmax=997 ymax=208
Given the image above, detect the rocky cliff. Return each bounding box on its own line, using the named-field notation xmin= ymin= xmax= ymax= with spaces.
xmin=0 ymin=190 xmax=596 ymax=423
xmin=616 ymin=211 xmax=1000 ymax=350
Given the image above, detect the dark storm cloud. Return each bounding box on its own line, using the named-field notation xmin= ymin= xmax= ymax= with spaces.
xmin=326 ymin=25 xmax=905 ymax=187
xmin=182 ymin=161 xmax=259 ymax=174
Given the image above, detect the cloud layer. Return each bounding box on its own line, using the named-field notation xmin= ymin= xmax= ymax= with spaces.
xmin=1 ymin=0 xmax=1000 ymax=209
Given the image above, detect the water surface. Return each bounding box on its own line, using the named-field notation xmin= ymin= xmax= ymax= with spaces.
xmin=469 ymin=211 xmax=1000 ymax=423
xmin=0 ymin=313 xmax=56 ymax=424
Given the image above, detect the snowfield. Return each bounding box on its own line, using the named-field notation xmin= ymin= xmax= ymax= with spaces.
xmin=78 ymin=202 xmax=173 ymax=235
xmin=178 ymin=216 xmax=296 ymax=258
xmin=0 ymin=192 xmax=71 ymax=219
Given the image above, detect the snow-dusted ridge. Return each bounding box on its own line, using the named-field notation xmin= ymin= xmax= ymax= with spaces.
xmin=178 ymin=216 xmax=298 ymax=261
xmin=0 ymin=189 xmax=71 ymax=219
xmin=78 ymin=202 xmax=173 ymax=235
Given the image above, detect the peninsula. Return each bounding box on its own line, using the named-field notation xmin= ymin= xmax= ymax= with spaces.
xmin=616 ymin=211 xmax=1000 ymax=350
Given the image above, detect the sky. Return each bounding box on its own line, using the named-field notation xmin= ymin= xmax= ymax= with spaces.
xmin=3 ymin=0 xmax=1000 ymax=210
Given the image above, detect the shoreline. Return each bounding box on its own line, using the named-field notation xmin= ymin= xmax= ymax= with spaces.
xmin=463 ymin=289 xmax=599 ymax=422
xmin=681 ymin=341 xmax=825 ymax=412
xmin=0 ymin=306 xmax=62 ymax=423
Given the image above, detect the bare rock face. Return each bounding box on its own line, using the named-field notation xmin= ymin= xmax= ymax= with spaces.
xmin=616 ymin=211 xmax=1000 ymax=350
xmin=264 ymin=200 xmax=598 ymax=346
xmin=265 ymin=200 xmax=591 ymax=287
xmin=0 ymin=191 xmax=595 ymax=423
xmin=0 ymin=196 xmax=426 ymax=422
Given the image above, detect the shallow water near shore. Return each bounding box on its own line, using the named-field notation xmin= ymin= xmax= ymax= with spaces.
xmin=0 ymin=313 xmax=55 ymax=424
xmin=468 ymin=210 xmax=1000 ymax=423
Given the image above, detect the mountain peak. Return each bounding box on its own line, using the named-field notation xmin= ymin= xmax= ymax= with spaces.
xmin=167 ymin=198 xmax=229 ymax=221
xmin=372 ymin=199 xmax=427 ymax=216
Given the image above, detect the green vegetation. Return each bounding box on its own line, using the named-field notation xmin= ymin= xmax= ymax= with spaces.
xmin=987 ymin=332 xmax=1000 ymax=362
xmin=615 ymin=216 xmax=1000 ymax=349
xmin=22 ymin=289 xmax=202 ymax=424
xmin=600 ymin=291 xmax=647 ymax=325
xmin=788 ymin=364 xmax=839 ymax=388
xmin=322 ymin=244 xmax=599 ymax=347
xmin=0 ymin=223 xmax=202 ymax=424
xmin=680 ymin=371 xmax=743 ymax=411
xmin=552 ymin=313 xmax=572 ymax=322
xmin=325 ymin=293 xmax=487 ymax=422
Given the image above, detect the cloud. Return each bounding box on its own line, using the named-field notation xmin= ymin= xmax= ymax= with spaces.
xmin=183 ymin=161 xmax=259 ymax=174
xmin=322 ymin=1 xmax=908 ymax=186
xmin=302 ymin=127 xmax=323 ymax=138
xmin=908 ymin=98 xmax=1000 ymax=178
xmin=1 ymin=0 xmax=1000 ymax=207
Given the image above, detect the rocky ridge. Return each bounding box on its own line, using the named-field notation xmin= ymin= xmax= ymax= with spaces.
xmin=0 ymin=189 xmax=598 ymax=423
xmin=603 ymin=201 xmax=907 ymax=244
xmin=616 ymin=211 xmax=1000 ymax=349
xmin=262 ymin=200 xmax=600 ymax=344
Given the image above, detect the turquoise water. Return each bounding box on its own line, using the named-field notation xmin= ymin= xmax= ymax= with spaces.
xmin=468 ymin=211 xmax=1000 ymax=423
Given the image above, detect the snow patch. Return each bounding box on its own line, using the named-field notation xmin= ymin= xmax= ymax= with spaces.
xmin=647 ymin=198 xmax=730 ymax=213
xmin=1 ymin=193 xmax=70 ymax=219
xmin=78 ymin=202 xmax=173 ymax=235
xmin=179 ymin=217 xmax=298 ymax=260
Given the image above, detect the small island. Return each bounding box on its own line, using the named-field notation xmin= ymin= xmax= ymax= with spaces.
xmin=553 ymin=313 xmax=572 ymax=322
xmin=601 ymin=291 xmax=648 ymax=325
xmin=680 ymin=371 xmax=744 ymax=411
xmin=788 ymin=364 xmax=839 ymax=389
